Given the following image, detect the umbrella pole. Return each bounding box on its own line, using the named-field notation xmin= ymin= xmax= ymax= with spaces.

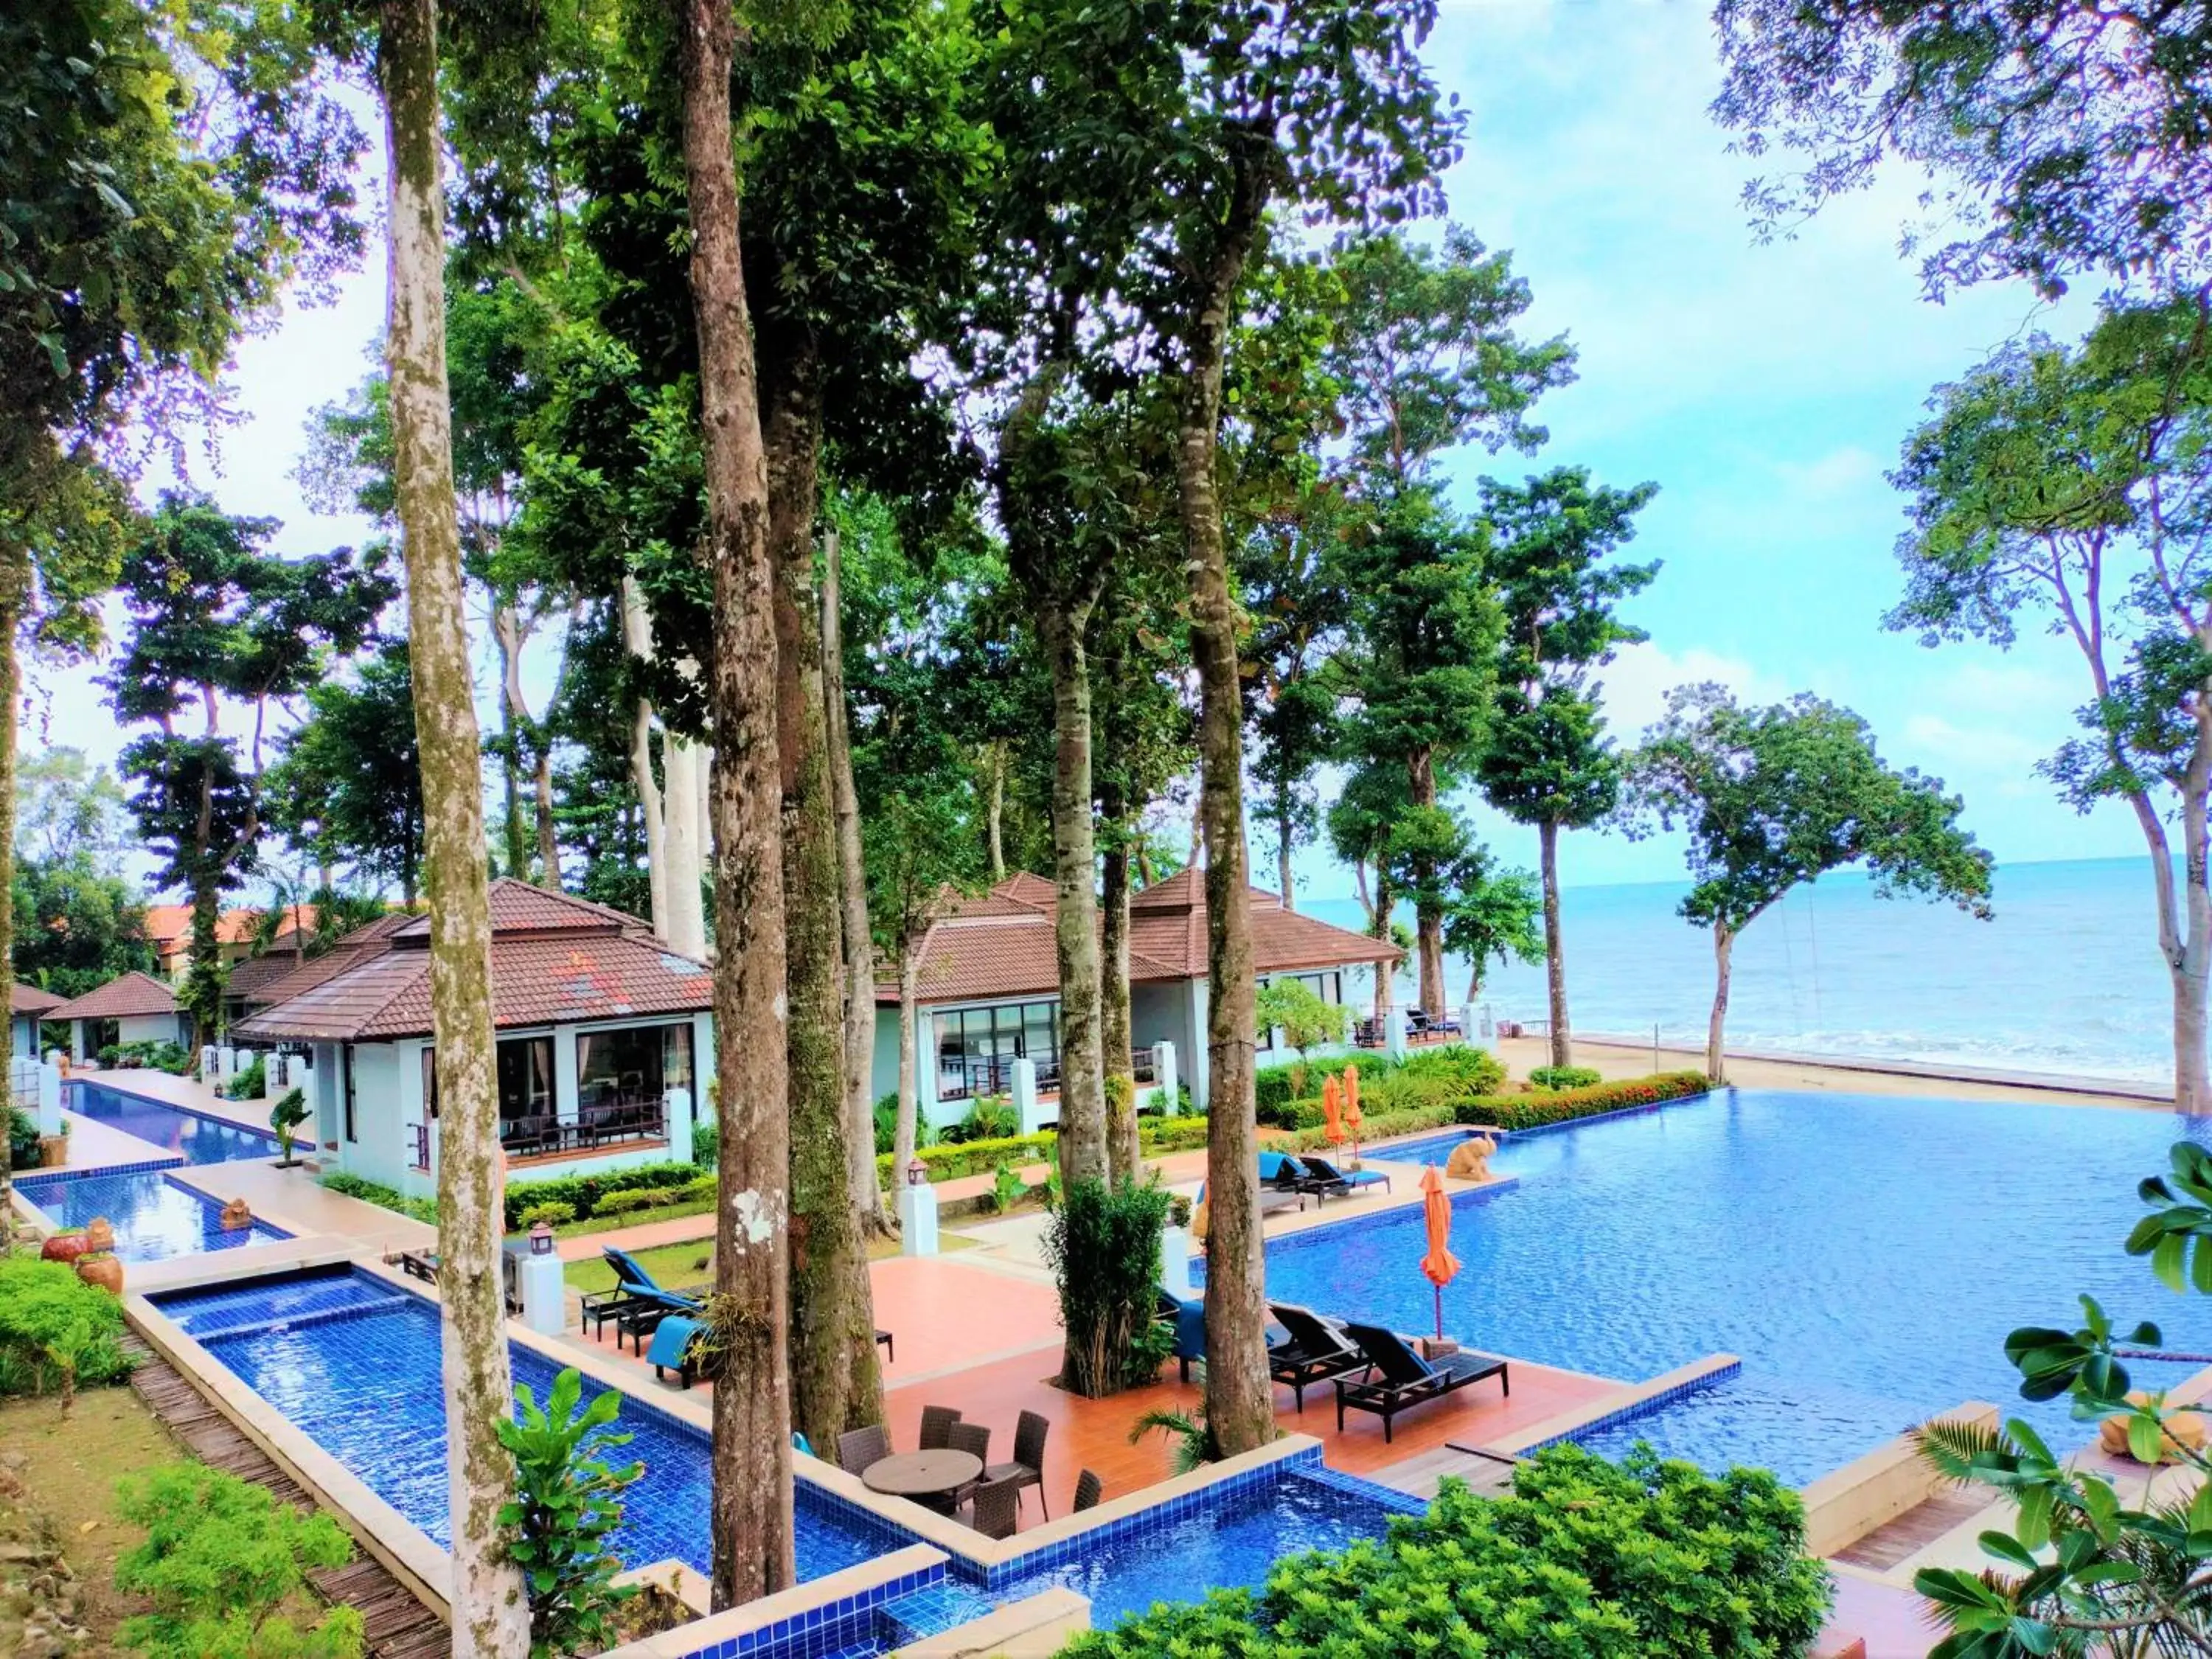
xmin=1433 ymin=1282 xmax=1443 ymax=1342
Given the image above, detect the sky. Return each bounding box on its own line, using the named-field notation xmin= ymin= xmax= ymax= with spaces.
xmin=32 ymin=2 xmax=2143 ymax=906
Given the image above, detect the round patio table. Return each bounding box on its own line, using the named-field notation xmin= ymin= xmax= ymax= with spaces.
xmin=860 ymin=1450 xmax=981 ymax=1503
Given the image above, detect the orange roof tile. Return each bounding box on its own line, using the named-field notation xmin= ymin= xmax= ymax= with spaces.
xmin=50 ymin=971 xmax=180 ymax=1021
xmin=240 ymin=912 xmax=416 ymax=1008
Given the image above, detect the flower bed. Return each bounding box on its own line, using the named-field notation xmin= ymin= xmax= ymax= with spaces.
xmin=1455 ymin=1070 xmax=1712 ymax=1130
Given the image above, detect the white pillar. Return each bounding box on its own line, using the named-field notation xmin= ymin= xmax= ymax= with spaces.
xmin=897 ymin=1180 xmax=940 ymax=1256
xmin=1186 ymin=978 xmax=1211 ymax=1113
xmin=36 ymin=1060 xmax=62 ymax=1138
xmin=518 ymin=1249 xmax=567 ymax=1337
xmin=662 ymin=737 xmax=709 ymax=961
xmin=1011 ymin=1057 xmax=1048 ymax=1136
xmin=1459 ymin=1004 xmax=1480 ymax=1045
xmin=665 ymin=1086 xmax=694 ymax=1159
xmin=1386 ymin=1006 xmax=1408 ymax=1063
xmin=1160 ymin=1224 xmax=1194 ymax=1298
xmin=1155 ymin=1040 xmax=1178 ymax=1113
xmin=918 ymin=1009 xmax=941 ymax=1127
xmin=217 ymin=1046 xmax=237 ymax=1082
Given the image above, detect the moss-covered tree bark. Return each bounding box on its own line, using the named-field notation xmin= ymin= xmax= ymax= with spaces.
xmin=377 ymin=3 xmax=527 ymax=1654
xmin=762 ymin=323 xmax=882 ymax=1444
xmin=1041 ymin=608 xmax=1107 ymax=1189
xmin=674 ymin=0 xmax=796 ymax=1604
xmin=1100 ymin=807 xmax=1138 ymax=1185
xmin=0 ymin=566 xmax=20 ymax=1228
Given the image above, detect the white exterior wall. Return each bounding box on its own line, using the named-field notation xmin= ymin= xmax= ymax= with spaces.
xmin=118 ymin=1012 xmax=189 ymax=1048
xmin=340 ymin=1041 xmax=411 ymax=1191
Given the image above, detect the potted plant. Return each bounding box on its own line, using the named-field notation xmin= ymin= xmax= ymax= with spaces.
xmin=84 ymin=1216 xmax=114 ymax=1254
xmin=39 ymin=1226 xmax=89 ymax=1265
xmin=38 ymin=1123 xmax=68 ymax=1166
xmin=268 ymin=1087 xmax=310 ymax=1169
xmin=74 ymin=1250 xmax=123 ymax=1295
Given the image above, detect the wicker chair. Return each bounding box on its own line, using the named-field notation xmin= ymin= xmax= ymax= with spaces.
xmin=983 ymin=1409 xmax=1050 ymax=1517
xmin=1073 ymin=1469 xmax=1104 ymax=1512
xmin=919 ymin=1405 xmax=961 ymax=1451
xmin=837 ymin=1424 xmax=890 ymax=1476
xmin=945 ymin=1419 xmax=991 ymax=1510
xmin=968 ymin=1475 xmax=1023 ymax=1540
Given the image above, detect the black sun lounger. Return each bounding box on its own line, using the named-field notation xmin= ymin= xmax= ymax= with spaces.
xmin=1335 ymin=1321 xmax=1509 ymax=1442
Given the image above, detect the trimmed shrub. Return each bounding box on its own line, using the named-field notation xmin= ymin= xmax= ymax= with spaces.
xmin=875 ymin=1130 xmax=1057 ymax=1187
xmin=502 ymin=1161 xmax=703 ymax=1231
xmin=1139 ymin=1116 xmax=1211 ymax=1154
xmin=1062 ymin=1444 xmax=1829 ymax=1659
xmin=1397 ymin=1044 xmax=1507 ymax=1093
xmin=1045 ymin=1178 xmax=1170 ymax=1397
xmin=938 ymin=1095 xmax=1020 ymax=1145
xmin=1528 ymin=1064 xmax=1604 ymax=1091
xmin=320 ymin=1172 xmax=439 ymax=1225
xmin=224 ymin=1054 xmax=267 ymax=1099
xmin=1274 ymin=1103 xmax=1461 ymax=1152
xmin=1254 ymin=1051 xmax=1391 ymax=1113
xmin=518 ymin=1201 xmax=577 ymax=1229
xmin=1455 ymin=1071 xmax=1711 ymax=1130
xmin=0 ymin=1255 xmax=132 ymax=1399
xmin=1256 ymin=1096 xmax=1324 ymax=1131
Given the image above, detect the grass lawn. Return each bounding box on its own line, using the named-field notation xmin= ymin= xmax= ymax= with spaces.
xmin=563 ymin=1228 xmax=977 ymax=1294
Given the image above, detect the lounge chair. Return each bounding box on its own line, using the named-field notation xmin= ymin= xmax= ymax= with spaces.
xmin=646 ymin=1315 xmax=715 ymax=1388
xmin=1255 ymin=1153 xmax=1310 ymax=1214
xmin=1157 ymin=1288 xmax=1206 ymax=1380
xmin=1295 ymin=1155 xmax=1391 ymax=1199
xmin=1266 ymin=1302 xmax=1367 ymax=1412
xmin=601 ymin=1246 xmax=705 ymax=1351
xmin=1334 ymin=1322 xmax=1509 ymax=1443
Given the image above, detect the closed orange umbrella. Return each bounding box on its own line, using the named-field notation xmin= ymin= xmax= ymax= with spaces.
xmin=1321 ymin=1074 xmax=1346 ymax=1147
xmin=1343 ymin=1068 xmax=1364 ymax=1164
xmin=1419 ymin=1164 xmax=1459 ymax=1340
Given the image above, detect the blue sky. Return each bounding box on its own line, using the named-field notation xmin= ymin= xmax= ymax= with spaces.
xmin=35 ymin=4 xmax=2142 ymax=904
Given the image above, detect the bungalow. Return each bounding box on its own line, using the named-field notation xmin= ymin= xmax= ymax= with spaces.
xmin=11 ymin=983 xmax=63 ymax=1061
xmin=876 ymin=868 xmax=1402 ymax=1124
xmin=142 ymin=902 xmax=319 ymax=980
xmin=49 ymin=971 xmax=192 ymax=1062
xmin=232 ymin=880 xmax=712 ymax=1200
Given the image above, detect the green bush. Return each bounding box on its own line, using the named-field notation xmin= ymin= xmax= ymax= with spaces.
xmin=691 ymin=1114 xmax=716 ymax=1167
xmin=1064 ymin=1444 xmax=1829 ymax=1659
xmin=9 ymin=1106 xmax=40 ymax=1171
xmin=319 ymin=1171 xmax=439 ymax=1226
xmin=1455 ymin=1071 xmax=1711 ymax=1130
xmin=875 ymin=1130 xmax=1057 ymax=1187
xmin=1254 ymin=1051 xmax=1391 ymax=1113
xmin=0 ymin=1255 xmax=132 ymax=1400
xmin=1255 ymin=1096 xmax=1324 ymax=1131
xmin=1274 ymin=1103 xmax=1463 ymax=1152
xmin=502 ymin=1160 xmax=703 ymax=1231
xmin=1397 ymin=1045 xmax=1508 ymax=1093
xmin=1139 ymin=1116 xmax=1211 ymax=1154
xmin=268 ymin=1088 xmax=310 ymax=1164
xmin=519 ymin=1200 xmax=577 ymax=1229
xmin=114 ymin=1462 xmax=362 ymax=1659
xmin=1528 ymin=1064 xmax=1604 ymax=1091
xmin=498 ymin=1368 xmax=641 ymax=1659
xmin=98 ymin=1044 xmax=119 ymax=1067
xmin=1046 ymin=1178 xmax=1169 ymax=1398
xmin=224 ymin=1055 xmax=267 ymax=1099
xmin=938 ymin=1095 xmax=1020 ymax=1144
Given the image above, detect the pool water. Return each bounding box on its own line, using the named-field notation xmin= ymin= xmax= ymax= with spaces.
xmin=68 ymin=1081 xmax=277 ymax=1165
xmin=17 ymin=1168 xmax=288 ymax=1261
xmin=1366 ymin=1128 xmax=1480 ymax=1165
xmin=156 ymin=1270 xmax=917 ymax=1581
xmin=1215 ymin=1088 xmax=2212 ymax=1484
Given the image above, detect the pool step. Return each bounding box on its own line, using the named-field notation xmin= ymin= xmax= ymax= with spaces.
xmin=126 ymin=1335 xmax=449 ymax=1659
xmin=181 ymin=1295 xmax=414 ymax=1346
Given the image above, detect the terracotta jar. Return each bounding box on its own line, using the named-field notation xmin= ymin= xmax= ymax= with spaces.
xmin=38 ymin=1135 xmax=66 ymax=1168
xmin=83 ymin=1217 xmax=114 ymax=1254
xmin=39 ymin=1231 xmax=88 ymax=1265
xmin=218 ymin=1197 xmax=253 ymax=1231
xmin=74 ymin=1253 xmax=123 ymax=1295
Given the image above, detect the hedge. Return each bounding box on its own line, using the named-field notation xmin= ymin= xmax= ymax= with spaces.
xmin=1138 ymin=1116 xmax=1211 ymax=1153
xmin=1454 ymin=1071 xmax=1711 ymax=1130
xmin=1253 ymin=1051 xmax=1394 ymax=1113
xmin=875 ymin=1131 xmax=1058 ymax=1187
xmin=320 ymin=1171 xmax=439 ymax=1225
xmin=1271 ymin=1102 xmax=1461 ymax=1152
xmin=502 ymin=1160 xmax=703 ymax=1231
xmin=1060 ymin=1444 xmax=1830 ymax=1659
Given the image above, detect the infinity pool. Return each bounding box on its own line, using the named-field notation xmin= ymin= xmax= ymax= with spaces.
xmin=67 ymin=1080 xmax=277 ymax=1165
xmin=1224 ymin=1088 xmax=2212 ymax=1484
xmin=16 ymin=1167 xmax=288 ymax=1260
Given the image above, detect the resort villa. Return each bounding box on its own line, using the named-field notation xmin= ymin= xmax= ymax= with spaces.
xmin=10 ymin=981 xmax=62 ymax=1060
xmin=880 ymin=869 xmax=1403 ymax=1126
xmin=228 ymin=880 xmax=712 ymax=1200
xmin=139 ymin=900 xmax=319 ymax=979
xmin=47 ymin=970 xmax=192 ymax=1061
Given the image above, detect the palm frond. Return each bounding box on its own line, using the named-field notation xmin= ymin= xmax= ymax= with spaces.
xmin=1913 ymin=1416 xmax=2017 ymax=1486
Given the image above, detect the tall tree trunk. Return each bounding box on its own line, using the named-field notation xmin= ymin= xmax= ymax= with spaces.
xmin=0 ymin=580 xmax=19 ymax=1227
xmin=1706 ymin=922 xmax=1733 ymax=1085
xmin=663 ymin=737 xmax=708 ymax=958
xmin=1276 ymin=801 xmax=1295 ymax=913
xmin=2144 ymin=764 xmax=2212 ymax=1112
xmin=493 ymin=604 xmax=530 ymax=878
xmin=621 ymin=578 xmax=670 ymax=936
xmin=1042 ymin=609 xmax=1106 ymax=1188
xmin=1179 ymin=164 xmax=1272 ymax=1461
xmin=1368 ymin=869 xmax=1396 ymax=1019
xmin=377 ymin=6 xmax=526 ymax=1655
xmin=675 ymin=0 xmax=794 ymax=1604
xmin=1408 ymin=748 xmax=1444 ymax=1019
xmin=532 ymin=750 xmax=558 ymax=890
xmin=985 ymin=742 xmax=1006 ymax=883
xmin=822 ymin=530 xmax=889 ymax=1235
xmin=895 ymin=947 xmax=925 ymax=1181
xmin=762 ymin=326 xmax=880 ymax=1444
xmin=1540 ymin=815 xmax=1572 ymax=1068
xmin=1101 ymin=814 xmax=1136 ymax=1185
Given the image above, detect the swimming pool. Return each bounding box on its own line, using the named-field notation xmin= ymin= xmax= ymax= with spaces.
xmin=16 ymin=1166 xmax=289 ymax=1260
xmin=1217 ymin=1088 xmax=2212 ymax=1485
xmin=67 ymin=1081 xmax=277 ymax=1165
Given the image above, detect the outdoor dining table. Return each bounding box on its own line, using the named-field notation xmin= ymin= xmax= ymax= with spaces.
xmin=860 ymin=1449 xmax=981 ymax=1506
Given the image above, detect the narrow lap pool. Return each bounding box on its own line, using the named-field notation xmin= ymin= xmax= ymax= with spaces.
xmin=17 ymin=1167 xmax=288 ymax=1261
xmin=67 ymin=1081 xmax=277 ymax=1165
xmin=1217 ymin=1088 xmax=2212 ymax=1485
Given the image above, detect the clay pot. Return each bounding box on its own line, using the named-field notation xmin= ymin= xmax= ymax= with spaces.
xmin=218 ymin=1197 xmax=253 ymax=1232
xmin=38 ymin=1135 xmax=66 ymax=1168
xmin=74 ymin=1253 xmax=122 ymax=1295
xmin=2098 ymin=1391 xmax=2210 ymax=1463
xmin=83 ymin=1217 xmax=114 ymax=1255
xmin=39 ymin=1231 xmax=88 ymax=1266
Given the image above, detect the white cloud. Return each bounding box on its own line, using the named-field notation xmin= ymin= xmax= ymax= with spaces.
xmin=1900 ymin=712 xmax=2051 ymax=773
xmin=1595 ymin=640 xmax=1795 ymax=737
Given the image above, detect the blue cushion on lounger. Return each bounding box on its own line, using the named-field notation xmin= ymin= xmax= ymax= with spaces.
xmin=645 ymin=1313 xmax=703 ymax=1374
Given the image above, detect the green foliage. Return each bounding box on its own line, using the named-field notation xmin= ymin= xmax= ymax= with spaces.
xmin=1907 ymin=1138 xmax=2212 ymax=1654
xmin=264 ymin=641 xmax=425 ymax=903
xmin=1045 ymin=1178 xmax=1170 ymax=1398
xmin=1528 ymin=1065 xmax=1602 ymax=1091
xmin=500 ymin=1161 xmax=703 ymax=1231
xmin=112 ymin=1464 xmax=361 ymax=1659
xmin=871 ymin=1093 xmax=936 ymax=1158
xmin=1395 ymin=1046 xmax=1509 ymax=1093
xmin=874 ymin=1131 xmax=1059 ymax=1188
xmin=496 ymin=1368 xmax=642 ymax=1659
xmin=938 ymin=1096 xmax=1020 ymax=1145
xmin=9 ymin=1107 xmax=40 ymax=1172
xmin=1255 ymin=1052 xmax=1392 ymax=1113
xmin=1438 ymin=848 xmax=1544 ymax=1001
xmin=317 ymin=1172 xmax=438 ymax=1227
xmin=1451 ymin=1072 xmax=1714 ymax=1132
xmin=1253 ymin=980 xmax=1349 ymax=1089
xmin=1068 ymin=1446 xmax=1828 ymax=1658
xmin=986 ymin=1162 xmax=1028 ymax=1214
xmin=0 ymin=1254 xmax=131 ymax=1398
xmin=11 ymin=851 xmax=156 ymax=998
xmin=1138 ymin=1116 xmax=1211 ymax=1155
xmin=268 ymin=1089 xmax=309 ymax=1164
xmin=225 ymin=1056 xmax=267 ymax=1101
xmin=1129 ymin=1407 xmax=1215 ymax=1477
xmin=691 ymin=1115 xmax=716 ymax=1168
xmin=518 ymin=1202 xmax=577 ymax=1230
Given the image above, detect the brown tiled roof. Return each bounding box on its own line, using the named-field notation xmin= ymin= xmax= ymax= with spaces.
xmin=877 ymin=870 xmax=1392 ymax=1007
xmin=12 ymin=983 xmax=65 ymax=1016
xmin=233 ymin=882 xmax=709 ymax=1042
xmin=242 ymin=912 xmax=416 ymax=1008
xmin=50 ymin=972 xmax=179 ymax=1021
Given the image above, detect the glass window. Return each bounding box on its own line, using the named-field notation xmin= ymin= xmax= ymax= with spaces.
xmin=574 ymin=1026 xmax=668 ymax=1113
xmin=498 ymin=1036 xmax=555 ymax=1139
xmin=663 ymin=1023 xmax=695 ymax=1094
xmin=422 ymin=1047 xmax=437 ymax=1119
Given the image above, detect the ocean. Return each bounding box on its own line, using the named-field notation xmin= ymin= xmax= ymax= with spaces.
xmin=1299 ymin=855 xmax=2183 ymax=1087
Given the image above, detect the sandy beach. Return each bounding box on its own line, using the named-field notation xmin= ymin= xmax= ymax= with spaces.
xmin=1495 ymin=1032 xmax=2171 ymax=1110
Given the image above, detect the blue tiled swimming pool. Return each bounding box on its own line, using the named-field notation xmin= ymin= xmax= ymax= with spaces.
xmin=16 ymin=1165 xmax=288 ymax=1261
xmin=67 ymin=1080 xmax=277 ymax=1165
xmin=1211 ymin=1088 xmax=2212 ymax=1484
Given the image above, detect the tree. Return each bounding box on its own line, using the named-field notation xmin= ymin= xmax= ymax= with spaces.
xmin=106 ymin=497 xmax=392 ymax=1048
xmin=1890 ymin=298 xmax=2212 ymax=1110
xmin=1628 ymin=684 xmax=1993 ymax=1082
xmin=1439 ymin=846 xmax=1543 ymax=1006
xmin=1254 ymin=978 xmax=1349 ymax=1098
xmin=669 ymin=0 xmax=798 ymax=1601
xmin=15 ymin=749 xmax=128 ymax=870
xmin=267 ymin=642 xmax=425 ymax=902
xmin=1475 ymin=467 xmax=1659 ymax=1069
xmin=1711 ymin=0 xmax=2212 ymax=301
xmin=11 ymin=855 xmax=153 ymax=998
xmin=374 ymin=0 xmax=527 ymax=1652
